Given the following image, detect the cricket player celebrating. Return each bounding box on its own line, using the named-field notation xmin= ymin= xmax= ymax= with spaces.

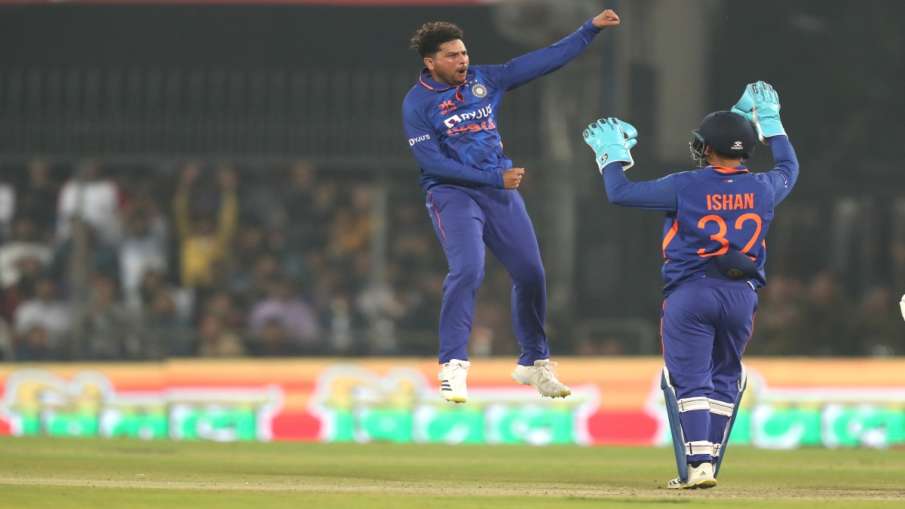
xmin=583 ymin=82 xmax=799 ymax=488
xmin=403 ymin=8 xmax=621 ymax=403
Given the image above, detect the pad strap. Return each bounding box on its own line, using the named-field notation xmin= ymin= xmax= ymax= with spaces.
xmin=684 ymin=440 xmax=715 ymax=456
xmin=677 ymin=396 xmax=710 ymax=412
xmin=709 ymin=399 xmax=735 ymax=417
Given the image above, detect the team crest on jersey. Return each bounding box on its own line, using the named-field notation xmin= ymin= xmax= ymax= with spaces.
xmin=471 ymin=83 xmax=487 ymax=98
xmin=438 ymin=100 xmax=457 ymax=114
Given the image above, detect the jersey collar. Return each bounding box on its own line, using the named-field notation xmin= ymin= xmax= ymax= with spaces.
xmin=417 ymin=68 xmax=473 ymax=92
xmin=710 ymin=165 xmax=750 ymax=175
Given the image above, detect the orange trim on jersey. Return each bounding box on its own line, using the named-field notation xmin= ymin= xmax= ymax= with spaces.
xmin=418 ymin=69 xmax=470 ymax=95
xmin=711 ymin=165 xmax=750 ymax=175
xmin=418 ymin=74 xmax=441 ymax=91
xmin=661 ymin=220 xmax=679 ymax=258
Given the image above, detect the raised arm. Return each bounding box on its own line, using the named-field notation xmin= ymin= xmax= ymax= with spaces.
xmin=602 ymin=163 xmax=678 ymax=211
xmin=403 ymin=102 xmax=503 ymax=188
xmin=759 ymin=135 xmax=799 ymax=205
xmin=480 ymin=9 xmax=620 ymax=91
xmin=214 ymin=168 xmax=239 ymax=248
xmin=172 ymin=164 xmax=199 ymax=240
xmin=583 ymin=116 xmax=678 ymax=211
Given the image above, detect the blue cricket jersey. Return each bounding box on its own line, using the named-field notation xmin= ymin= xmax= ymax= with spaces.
xmin=601 ymin=136 xmax=799 ymax=295
xmin=402 ymin=19 xmax=602 ymax=191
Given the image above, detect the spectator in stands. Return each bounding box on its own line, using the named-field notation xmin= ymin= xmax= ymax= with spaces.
xmin=140 ymin=284 xmax=193 ymax=358
xmin=355 ymin=255 xmax=405 ymax=354
xmin=325 ymin=295 xmax=355 ymax=354
xmin=15 ymin=325 xmax=55 ymax=361
xmin=247 ymin=318 xmax=300 ymax=356
xmin=14 ymin=277 xmax=70 ymax=356
xmin=265 ymin=227 xmax=307 ymax=283
xmin=196 ymin=312 xmax=245 ymax=357
xmin=201 ymin=289 xmax=244 ymax=332
xmin=248 ymin=278 xmax=319 ymax=352
xmin=139 ymin=268 xmax=193 ymax=320
xmin=392 ymin=267 xmax=443 ymax=354
xmin=310 ymin=266 xmax=364 ymax=354
xmin=50 ymin=219 xmax=120 ymax=282
xmin=230 ymin=224 xmax=306 ymax=296
xmin=246 ymin=253 xmax=282 ymax=303
xmin=118 ymin=200 xmax=168 ymax=308
xmin=16 ymin=159 xmax=59 ymax=236
xmin=228 ymin=223 xmax=267 ymax=294
xmin=292 ymin=163 xmax=332 ymax=253
xmin=0 ymin=256 xmax=42 ymax=326
xmin=390 ymin=202 xmax=436 ymax=273
xmin=173 ymin=163 xmax=238 ymax=290
xmin=79 ymin=274 xmax=140 ymax=360
xmin=327 ymin=185 xmax=372 ymax=261
xmin=57 ymin=160 xmax=121 ymax=245
xmin=0 ymin=217 xmax=52 ymax=289
xmin=138 ymin=269 xmax=193 ymax=356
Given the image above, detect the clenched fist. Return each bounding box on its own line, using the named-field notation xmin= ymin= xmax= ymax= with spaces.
xmin=592 ymin=9 xmax=620 ymax=29
xmin=502 ymin=167 xmax=525 ymax=189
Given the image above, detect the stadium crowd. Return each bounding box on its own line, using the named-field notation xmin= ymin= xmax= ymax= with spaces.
xmin=0 ymin=159 xmax=445 ymax=361
xmin=0 ymin=159 xmax=901 ymax=361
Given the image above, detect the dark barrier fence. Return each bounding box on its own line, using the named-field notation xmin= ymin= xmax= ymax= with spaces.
xmin=0 ymin=66 xmax=541 ymax=160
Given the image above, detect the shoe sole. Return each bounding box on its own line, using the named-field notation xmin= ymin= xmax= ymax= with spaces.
xmin=442 ymin=394 xmax=466 ymax=404
xmin=668 ymin=479 xmax=717 ymax=490
xmin=512 ymin=374 xmax=571 ymax=399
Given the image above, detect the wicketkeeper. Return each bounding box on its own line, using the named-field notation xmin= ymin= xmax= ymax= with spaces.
xmin=583 ymin=82 xmax=799 ymax=488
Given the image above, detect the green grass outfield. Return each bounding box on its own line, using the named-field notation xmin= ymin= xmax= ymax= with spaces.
xmin=1 ymin=437 xmax=904 ymax=509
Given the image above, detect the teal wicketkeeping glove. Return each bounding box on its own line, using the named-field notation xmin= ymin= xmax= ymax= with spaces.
xmin=731 ymin=80 xmax=785 ymax=141
xmin=582 ymin=117 xmax=638 ymax=172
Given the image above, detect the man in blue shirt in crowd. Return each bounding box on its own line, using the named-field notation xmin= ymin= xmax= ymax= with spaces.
xmin=403 ymin=7 xmax=621 ymax=403
xmin=583 ymin=82 xmax=799 ymax=488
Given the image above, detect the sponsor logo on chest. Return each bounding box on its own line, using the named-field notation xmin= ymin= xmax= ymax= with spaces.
xmin=443 ymin=104 xmax=494 ymax=129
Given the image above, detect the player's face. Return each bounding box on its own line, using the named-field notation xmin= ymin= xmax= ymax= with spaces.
xmin=426 ymin=39 xmax=469 ymax=86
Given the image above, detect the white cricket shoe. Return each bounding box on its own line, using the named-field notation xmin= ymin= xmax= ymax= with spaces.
xmin=511 ymin=359 xmax=571 ymax=398
xmin=667 ymin=462 xmax=717 ymax=490
xmin=438 ymin=359 xmax=470 ymax=403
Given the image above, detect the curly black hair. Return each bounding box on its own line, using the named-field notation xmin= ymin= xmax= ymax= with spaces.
xmin=409 ymin=21 xmax=464 ymax=58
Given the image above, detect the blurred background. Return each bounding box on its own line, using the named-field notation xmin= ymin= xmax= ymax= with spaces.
xmin=0 ymin=0 xmax=903 ymax=363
